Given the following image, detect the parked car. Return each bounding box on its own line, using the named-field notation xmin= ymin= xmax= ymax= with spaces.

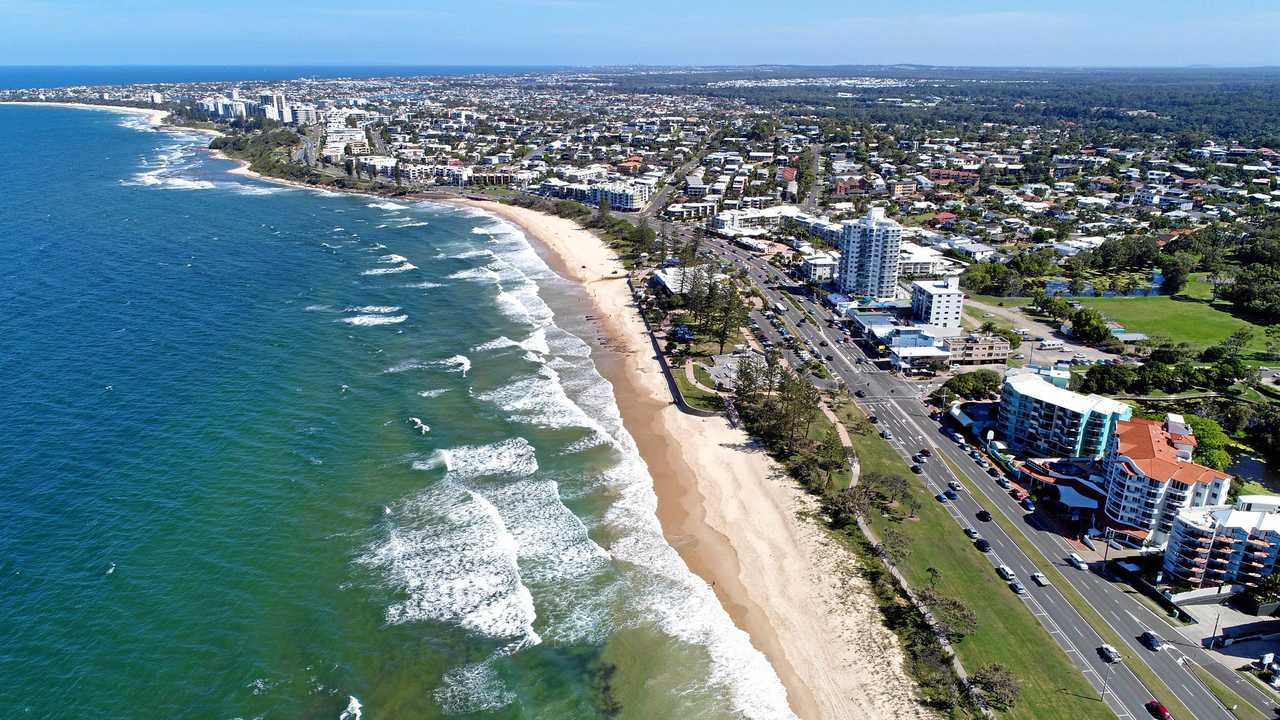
xmin=920 ymin=448 xmax=932 ymax=457
xmin=935 ymin=493 xmax=949 ymax=504
xmin=1140 ymin=630 xmax=1165 ymax=651
xmin=881 ymin=430 xmax=893 ymax=440
xmin=997 ymin=477 xmax=1013 ymax=490
xmin=975 ymin=539 xmax=992 ymax=552
xmin=964 ymin=528 xmax=980 ymax=539
xmin=1098 ymin=644 xmax=1122 ymax=663
xmin=911 ymin=464 xmax=923 ymax=474
xmin=996 ymin=565 xmax=1015 ymax=581
xmin=855 ymin=389 xmax=865 ymax=398
xmin=986 ymin=467 xmax=1000 ymax=477
xmin=947 ymin=480 xmax=962 ymax=491
xmin=1021 ymin=498 xmax=1037 ymax=512
xmin=944 ymin=489 xmax=959 ymax=500
xmin=1031 ymin=572 xmax=1049 ymax=587
xmin=1010 ymin=580 xmax=1027 ymax=595
xmin=868 ymin=415 xmax=878 ymax=423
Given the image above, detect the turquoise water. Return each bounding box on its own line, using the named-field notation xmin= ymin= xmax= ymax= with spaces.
xmin=0 ymin=106 xmax=793 ymax=719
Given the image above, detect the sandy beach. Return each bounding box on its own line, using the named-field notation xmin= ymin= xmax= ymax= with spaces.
xmin=1 ymin=101 xmax=171 ymax=126
xmin=460 ymin=199 xmax=931 ymax=720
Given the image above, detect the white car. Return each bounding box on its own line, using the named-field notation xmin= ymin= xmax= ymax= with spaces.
xmin=1031 ymin=572 xmax=1049 ymax=587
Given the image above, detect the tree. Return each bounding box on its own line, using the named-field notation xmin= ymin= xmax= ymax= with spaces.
xmin=1069 ymin=307 xmax=1111 ymax=345
xmin=734 ymin=355 xmax=765 ymax=406
xmin=941 ymin=369 xmax=1002 ymax=400
xmin=823 ymin=485 xmax=871 ymax=528
xmin=713 ymin=289 xmax=748 ymax=355
xmin=1185 ymin=414 xmax=1231 ymax=470
xmin=926 ymin=566 xmax=941 ymax=588
xmin=879 ymin=527 xmax=911 ymax=564
xmin=921 ymin=589 xmax=976 ymax=641
xmin=1158 ymin=252 xmax=1196 ymax=296
xmin=597 ymin=194 xmax=612 ymax=220
xmin=969 ymin=663 xmax=1021 ymax=711
xmin=1080 ymin=363 xmax=1137 ymax=395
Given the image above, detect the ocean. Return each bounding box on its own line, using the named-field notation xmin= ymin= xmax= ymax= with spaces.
xmin=0 ymin=66 xmax=560 ymax=90
xmin=0 ymin=105 xmax=794 ymax=719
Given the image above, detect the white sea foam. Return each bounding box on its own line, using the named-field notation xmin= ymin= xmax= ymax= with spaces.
xmin=433 ymin=659 xmax=515 ymax=714
xmin=434 ymin=355 xmax=471 ymax=377
xmin=395 ymin=221 xmax=430 ymax=228
xmin=360 ymin=263 xmax=416 ymax=276
xmin=402 ymin=281 xmax=443 ymax=289
xmin=445 ymin=248 xmax=494 ymax=260
xmin=470 ymin=328 xmax=549 ymax=356
xmin=408 ymin=417 xmax=430 ymax=435
xmin=304 ymin=304 xmax=332 ymax=312
xmin=344 ymin=305 xmax=401 ymax=314
xmin=340 ymin=314 xmax=407 ymax=326
xmin=378 ymin=254 xmax=409 ymax=263
xmin=338 ymin=695 xmax=362 ymax=720
xmin=446 ymin=266 xmax=501 ymax=283
xmin=367 ymin=201 xmax=409 ymax=211
xmin=417 ymin=388 xmax=449 ymax=398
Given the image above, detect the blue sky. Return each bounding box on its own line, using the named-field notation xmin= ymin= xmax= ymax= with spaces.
xmin=7 ymin=0 xmax=1280 ymax=67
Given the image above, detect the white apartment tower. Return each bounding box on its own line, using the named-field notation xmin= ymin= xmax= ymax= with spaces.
xmin=911 ymin=274 xmax=965 ymax=328
xmin=838 ymin=206 xmax=902 ymax=299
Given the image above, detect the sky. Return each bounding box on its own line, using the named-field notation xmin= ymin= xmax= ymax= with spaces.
xmin=6 ymin=0 xmax=1280 ymax=68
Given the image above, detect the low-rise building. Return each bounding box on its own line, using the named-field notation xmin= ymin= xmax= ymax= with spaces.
xmin=800 ymin=252 xmax=838 ymax=284
xmin=944 ymin=333 xmax=1011 ymax=366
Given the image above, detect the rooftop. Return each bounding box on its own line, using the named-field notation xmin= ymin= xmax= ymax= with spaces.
xmin=1114 ymin=417 xmax=1230 ymax=485
xmin=1003 ymin=372 xmax=1132 ymax=417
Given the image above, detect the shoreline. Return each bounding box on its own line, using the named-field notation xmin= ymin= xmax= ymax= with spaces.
xmin=462 ymin=199 xmax=932 ymax=720
xmin=1 ymin=101 xmax=171 ymax=126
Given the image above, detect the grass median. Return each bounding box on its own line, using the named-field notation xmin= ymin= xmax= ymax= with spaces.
xmin=940 ymin=454 xmax=1197 ymax=720
xmin=840 ymin=402 xmax=1109 ymax=720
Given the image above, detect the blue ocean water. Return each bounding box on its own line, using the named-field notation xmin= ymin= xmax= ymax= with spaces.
xmin=0 ymin=66 xmax=559 ymax=90
xmin=0 ymin=105 xmax=793 ymax=719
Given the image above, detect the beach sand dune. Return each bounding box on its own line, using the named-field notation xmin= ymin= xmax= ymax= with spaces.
xmin=464 ymin=200 xmax=932 ymax=720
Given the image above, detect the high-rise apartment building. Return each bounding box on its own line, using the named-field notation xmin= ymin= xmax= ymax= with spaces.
xmin=837 ymin=207 xmax=902 ymax=299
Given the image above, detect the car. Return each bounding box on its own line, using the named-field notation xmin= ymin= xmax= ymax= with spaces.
xmin=964 ymin=528 xmax=980 ymax=539
xmin=996 ymin=565 xmax=1015 ymax=581
xmin=935 ymin=493 xmax=949 ymax=504
xmin=911 ymin=464 xmax=923 ymax=474
xmin=1140 ymin=630 xmax=1165 ymax=651
xmin=1021 ymin=498 xmax=1037 ymax=512
xmin=920 ymin=448 xmax=932 ymax=457
xmin=1098 ymin=644 xmax=1122 ymax=663
xmin=1031 ymin=572 xmax=1049 ymax=587
xmin=975 ymin=539 xmax=992 ymax=552
xmin=947 ymin=480 xmax=962 ymax=491
xmin=1145 ymin=699 xmax=1173 ymax=720
xmin=912 ymin=454 xmax=926 ymax=464
xmin=969 ymin=450 xmax=981 ymax=460
xmin=825 ymin=354 xmax=833 ymax=361
xmin=977 ymin=510 xmax=992 ymax=522
xmin=997 ymin=478 xmax=1013 ymax=490
xmin=881 ymin=430 xmax=893 ymax=440
xmin=1010 ymin=580 xmax=1027 ymax=595
xmin=1068 ymin=553 xmax=1088 ymax=570
xmin=944 ymin=489 xmax=959 ymax=500
xmin=854 ymin=389 xmax=865 ymax=398
xmin=986 ymin=467 xmax=1000 ymax=477
xmin=819 ymin=340 xmax=828 ymax=347
xmin=868 ymin=415 xmax=878 ymax=423
xmin=976 ymin=459 xmax=990 ymax=469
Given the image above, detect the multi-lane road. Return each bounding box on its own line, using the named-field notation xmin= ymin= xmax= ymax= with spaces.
xmin=691 ymin=231 xmax=1278 ymax=720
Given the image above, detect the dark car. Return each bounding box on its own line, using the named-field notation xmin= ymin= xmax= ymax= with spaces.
xmin=868 ymin=415 xmax=878 ymax=423
xmin=855 ymin=390 xmax=865 ymax=398
xmin=944 ymin=489 xmax=959 ymax=500
xmin=920 ymin=448 xmax=932 ymax=457
xmin=976 ymin=510 xmax=992 ymax=522
xmin=911 ymin=464 xmax=923 ymax=474
xmin=1140 ymin=630 xmax=1165 ymax=651
xmin=975 ymin=539 xmax=992 ymax=552
xmin=986 ymin=467 xmax=1000 ymax=477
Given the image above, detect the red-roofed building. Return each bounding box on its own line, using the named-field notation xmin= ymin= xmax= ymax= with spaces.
xmin=1102 ymin=413 xmax=1231 ymax=546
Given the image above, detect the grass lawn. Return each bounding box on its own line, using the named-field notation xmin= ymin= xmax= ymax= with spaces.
xmin=1075 ymin=293 xmax=1274 ymax=356
xmin=835 ymin=399 xmax=1108 ymax=720
xmin=671 ymin=366 xmax=723 ymax=412
xmin=969 ymin=294 xmax=1030 ymax=308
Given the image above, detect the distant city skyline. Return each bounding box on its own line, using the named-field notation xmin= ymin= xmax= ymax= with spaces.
xmin=8 ymin=0 xmax=1280 ymax=68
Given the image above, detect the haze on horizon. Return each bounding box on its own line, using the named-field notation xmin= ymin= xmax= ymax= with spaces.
xmin=8 ymin=0 xmax=1280 ymax=69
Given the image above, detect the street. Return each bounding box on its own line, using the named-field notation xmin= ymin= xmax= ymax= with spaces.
xmin=691 ymin=230 xmax=1274 ymax=720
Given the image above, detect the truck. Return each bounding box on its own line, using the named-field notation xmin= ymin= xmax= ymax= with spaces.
xmin=1038 ymin=339 xmax=1064 ymax=350
xmin=773 ymin=302 xmax=787 ymax=315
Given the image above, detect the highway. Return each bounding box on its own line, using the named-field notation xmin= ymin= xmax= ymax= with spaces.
xmin=690 ymin=231 xmax=1266 ymax=720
